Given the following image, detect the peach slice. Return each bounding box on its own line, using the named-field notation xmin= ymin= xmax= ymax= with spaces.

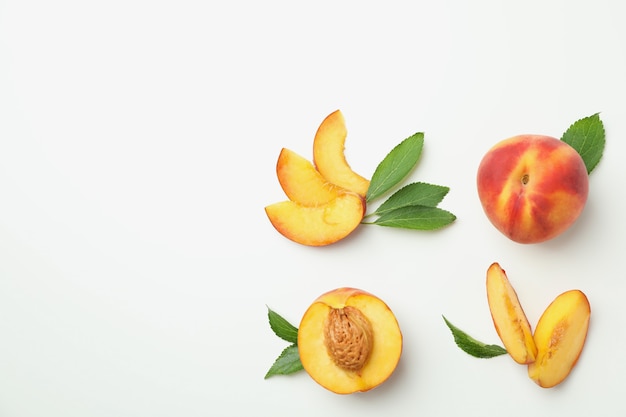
xmin=313 ymin=110 xmax=370 ymax=198
xmin=298 ymin=288 xmax=402 ymax=394
xmin=527 ymin=290 xmax=591 ymax=388
xmin=486 ymin=263 xmax=537 ymax=364
xmin=264 ymin=192 xmax=365 ymax=246
xmin=276 ymin=148 xmax=342 ymax=206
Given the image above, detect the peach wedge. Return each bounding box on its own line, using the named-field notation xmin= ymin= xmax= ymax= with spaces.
xmin=313 ymin=110 xmax=370 ymax=198
xmin=486 ymin=263 xmax=537 ymax=364
xmin=276 ymin=148 xmax=342 ymax=206
xmin=298 ymin=288 xmax=402 ymax=394
xmin=528 ymin=290 xmax=591 ymax=388
xmin=265 ymin=192 xmax=365 ymax=246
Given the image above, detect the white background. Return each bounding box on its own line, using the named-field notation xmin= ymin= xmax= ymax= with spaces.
xmin=1 ymin=1 xmax=624 ymax=416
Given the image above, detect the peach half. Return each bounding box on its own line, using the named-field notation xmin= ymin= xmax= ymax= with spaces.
xmin=265 ymin=192 xmax=365 ymax=246
xmin=276 ymin=148 xmax=342 ymax=206
xmin=486 ymin=263 xmax=538 ymax=364
xmin=477 ymin=135 xmax=589 ymax=243
xmin=528 ymin=290 xmax=591 ymax=388
xmin=298 ymin=288 xmax=402 ymax=394
xmin=313 ymin=110 xmax=370 ymax=198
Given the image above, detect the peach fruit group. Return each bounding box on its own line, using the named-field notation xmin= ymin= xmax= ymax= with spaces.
xmin=298 ymin=288 xmax=403 ymax=394
xmin=265 ymin=110 xmax=370 ymax=246
xmin=477 ymin=135 xmax=589 ymax=244
xmin=486 ymin=263 xmax=591 ymax=388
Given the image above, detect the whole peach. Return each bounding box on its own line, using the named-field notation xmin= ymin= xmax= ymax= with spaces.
xmin=477 ymin=135 xmax=589 ymax=244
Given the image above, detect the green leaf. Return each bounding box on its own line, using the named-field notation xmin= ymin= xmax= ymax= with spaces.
xmin=371 ymin=205 xmax=456 ymax=230
xmin=264 ymin=344 xmax=303 ymax=378
xmin=267 ymin=307 xmax=298 ymax=344
xmin=366 ymin=132 xmax=424 ymax=202
xmin=561 ymin=113 xmax=605 ymax=174
xmin=374 ymin=182 xmax=450 ymax=216
xmin=442 ymin=316 xmax=507 ymax=359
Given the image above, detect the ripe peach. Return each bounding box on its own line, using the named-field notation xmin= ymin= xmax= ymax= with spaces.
xmin=298 ymin=288 xmax=402 ymax=394
xmin=527 ymin=290 xmax=591 ymax=388
xmin=477 ymin=135 xmax=589 ymax=243
xmin=275 ymin=148 xmax=342 ymax=206
xmin=265 ymin=192 xmax=365 ymax=246
xmin=486 ymin=263 xmax=537 ymax=364
xmin=313 ymin=110 xmax=370 ymax=197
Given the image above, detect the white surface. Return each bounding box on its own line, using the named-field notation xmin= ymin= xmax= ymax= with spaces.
xmin=1 ymin=1 xmax=624 ymax=416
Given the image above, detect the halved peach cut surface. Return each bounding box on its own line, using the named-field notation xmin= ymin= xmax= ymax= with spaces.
xmin=298 ymin=287 xmax=402 ymax=394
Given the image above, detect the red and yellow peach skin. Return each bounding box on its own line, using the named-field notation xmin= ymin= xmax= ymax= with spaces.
xmin=477 ymin=135 xmax=589 ymax=243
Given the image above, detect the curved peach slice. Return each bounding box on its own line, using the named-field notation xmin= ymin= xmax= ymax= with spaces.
xmin=265 ymin=192 xmax=365 ymax=246
xmin=276 ymin=148 xmax=342 ymax=206
xmin=486 ymin=263 xmax=537 ymax=364
xmin=298 ymin=287 xmax=402 ymax=394
xmin=313 ymin=110 xmax=370 ymax=197
xmin=528 ymin=290 xmax=590 ymax=388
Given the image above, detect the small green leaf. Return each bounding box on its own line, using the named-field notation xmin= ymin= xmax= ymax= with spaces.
xmin=443 ymin=316 xmax=507 ymax=359
xmin=374 ymin=182 xmax=450 ymax=216
xmin=366 ymin=133 xmax=424 ymax=202
xmin=267 ymin=307 xmax=298 ymax=344
xmin=561 ymin=113 xmax=605 ymax=174
xmin=264 ymin=344 xmax=303 ymax=378
xmin=371 ymin=205 xmax=456 ymax=230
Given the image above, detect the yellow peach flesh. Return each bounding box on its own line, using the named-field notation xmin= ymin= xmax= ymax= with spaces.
xmin=264 ymin=192 xmax=365 ymax=246
xmin=313 ymin=110 xmax=370 ymax=197
xmin=276 ymin=148 xmax=341 ymax=206
xmin=528 ymin=290 xmax=590 ymax=388
xmin=486 ymin=263 xmax=537 ymax=364
xmin=298 ymin=288 xmax=402 ymax=394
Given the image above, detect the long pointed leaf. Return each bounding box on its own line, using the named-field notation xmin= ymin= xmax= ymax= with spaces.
xmin=373 ymin=205 xmax=456 ymax=230
xmin=264 ymin=344 xmax=303 ymax=378
xmin=443 ymin=316 xmax=507 ymax=359
xmin=561 ymin=113 xmax=605 ymax=174
xmin=267 ymin=307 xmax=298 ymax=344
xmin=366 ymin=133 xmax=424 ymax=202
xmin=374 ymin=182 xmax=450 ymax=216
